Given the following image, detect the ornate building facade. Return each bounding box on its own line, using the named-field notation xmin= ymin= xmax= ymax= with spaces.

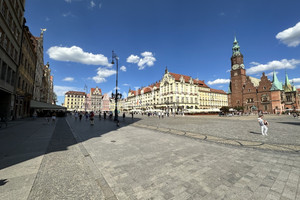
xmin=228 ymin=37 xmax=299 ymax=113
xmin=14 ymin=25 xmax=36 ymax=118
xmin=64 ymin=91 xmax=86 ymax=112
xmin=126 ymin=69 xmax=228 ymax=112
xmin=89 ymin=86 xmax=102 ymax=113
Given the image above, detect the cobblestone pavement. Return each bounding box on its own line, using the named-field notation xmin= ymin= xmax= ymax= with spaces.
xmin=129 ymin=114 xmax=300 ymax=153
xmin=67 ymin=116 xmax=300 ymax=200
xmin=1 ymin=116 xmax=299 ymax=199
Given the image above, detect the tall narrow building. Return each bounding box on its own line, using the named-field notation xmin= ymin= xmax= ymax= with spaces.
xmin=0 ymin=0 xmax=26 ymax=119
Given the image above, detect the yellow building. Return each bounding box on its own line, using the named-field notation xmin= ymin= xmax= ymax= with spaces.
xmin=126 ymin=69 xmax=228 ymax=113
xmin=64 ymin=91 xmax=86 ymax=112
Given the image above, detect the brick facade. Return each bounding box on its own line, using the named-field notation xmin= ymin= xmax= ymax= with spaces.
xmin=228 ymin=38 xmax=299 ymax=114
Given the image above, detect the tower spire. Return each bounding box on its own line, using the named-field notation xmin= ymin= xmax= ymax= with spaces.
xmin=270 ymin=70 xmax=282 ymax=91
xmin=232 ymin=36 xmax=241 ymax=56
xmin=284 ymin=71 xmax=292 ymax=92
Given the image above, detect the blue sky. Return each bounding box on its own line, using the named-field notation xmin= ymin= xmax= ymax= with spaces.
xmin=25 ymin=0 xmax=300 ymax=105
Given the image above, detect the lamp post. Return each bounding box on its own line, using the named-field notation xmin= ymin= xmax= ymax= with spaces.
xmin=111 ymin=51 xmax=122 ymax=121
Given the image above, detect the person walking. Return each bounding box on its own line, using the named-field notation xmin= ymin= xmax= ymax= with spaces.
xmin=51 ymin=112 xmax=56 ymax=124
xmin=158 ymin=112 xmax=161 ymax=119
xmin=74 ymin=112 xmax=78 ymax=121
xmin=79 ymin=113 xmax=82 ymax=121
xmin=123 ymin=112 xmax=125 ymax=121
xmin=131 ymin=112 xmax=134 ymax=119
xmin=99 ymin=112 xmax=101 ymax=120
xmin=90 ymin=111 xmax=95 ymax=125
xmin=258 ymin=114 xmax=268 ymax=136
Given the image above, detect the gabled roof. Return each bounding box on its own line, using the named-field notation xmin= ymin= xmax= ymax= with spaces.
xmin=169 ymin=72 xmax=209 ymax=88
xmin=249 ymin=76 xmax=260 ymax=87
xmin=65 ymin=91 xmax=86 ymax=96
xmin=210 ymin=88 xmax=227 ymax=94
xmin=91 ymin=87 xmax=102 ymax=94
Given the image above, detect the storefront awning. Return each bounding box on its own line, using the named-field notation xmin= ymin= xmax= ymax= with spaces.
xmin=30 ymin=100 xmax=66 ymax=110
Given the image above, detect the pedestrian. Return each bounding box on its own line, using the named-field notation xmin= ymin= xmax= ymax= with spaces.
xmin=74 ymin=112 xmax=78 ymax=121
xmin=51 ymin=112 xmax=56 ymax=124
xmin=33 ymin=110 xmax=37 ymax=120
xmin=123 ymin=112 xmax=125 ymax=120
xmin=90 ymin=111 xmax=95 ymax=125
xmin=258 ymin=114 xmax=268 ymax=136
xmin=99 ymin=112 xmax=101 ymax=120
xmin=131 ymin=112 xmax=134 ymax=119
xmin=79 ymin=113 xmax=82 ymax=121
xmin=85 ymin=112 xmax=89 ymax=121
xmin=158 ymin=112 xmax=161 ymax=119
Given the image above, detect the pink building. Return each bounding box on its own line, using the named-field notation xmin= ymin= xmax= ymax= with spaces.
xmin=101 ymin=93 xmax=110 ymax=112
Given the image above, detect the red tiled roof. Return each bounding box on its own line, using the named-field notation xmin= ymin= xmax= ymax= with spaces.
xmin=65 ymin=91 xmax=86 ymax=95
xmin=210 ymin=88 xmax=227 ymax=94
xmin=169 ymin=72 xmax=209 ymax=88
xmin=297 ymin=88 xmax=300 ymax=92
xmin=91 ymin=87 xmax=102 ymax=94
xmin=169 ymin=72 xmax=191 ymax=83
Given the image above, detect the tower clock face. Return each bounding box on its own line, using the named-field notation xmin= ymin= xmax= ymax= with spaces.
xmin=234 ymin=72 xmax=238 ymax=76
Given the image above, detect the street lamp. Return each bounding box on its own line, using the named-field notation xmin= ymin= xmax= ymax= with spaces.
xmin=111 ymin=51 xmax=122 ymax=121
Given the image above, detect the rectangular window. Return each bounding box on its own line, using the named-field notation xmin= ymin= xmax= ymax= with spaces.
xmin=11 ymin=71 xmax=15 ymax=85
xmin=1 ymin=62 xmax=7 ymax=80
xmin=6 ymin=66 xmax=11 ymax=84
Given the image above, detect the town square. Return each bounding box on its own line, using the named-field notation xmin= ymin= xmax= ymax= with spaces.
xmin=0 ymin=114 xmax=300 ymax=199
xmin=1 ymin=0 xmax=300 ymax=199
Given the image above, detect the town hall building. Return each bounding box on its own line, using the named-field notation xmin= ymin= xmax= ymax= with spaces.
xmin=228 ymin=37 xmax=300 ymax=114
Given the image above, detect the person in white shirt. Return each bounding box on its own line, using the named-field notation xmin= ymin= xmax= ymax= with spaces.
xmin=258 ymin=114 xmax=268 ymax=136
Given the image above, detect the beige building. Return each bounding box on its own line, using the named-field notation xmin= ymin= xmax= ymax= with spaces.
xmin=64 ymin=91 xmax=86 ymax=112
xmin=126 ymin=69 xmax=228 ymax=113
xmin=14 ymin=25 xmax=36 ymax=118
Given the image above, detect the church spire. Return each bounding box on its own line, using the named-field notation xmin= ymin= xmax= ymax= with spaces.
xmin=284 ymin=71 xmax=292 ymax=92
xmin=270 ymin=70 xmax=282 ymax=91
xmin=232 ymin=36 xmax=241 ymax=56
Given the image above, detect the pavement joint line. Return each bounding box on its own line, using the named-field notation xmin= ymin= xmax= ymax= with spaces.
xmin=132 ymin=124 xmax=300 ymax=153
xmin=65 ymin=118 xmax=118 ymax=200
xmin=26 ymin=120 xmax=57 ymax=200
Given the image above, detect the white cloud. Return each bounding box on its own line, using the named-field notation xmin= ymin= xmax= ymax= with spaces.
xmin=92 ymin=68 xmax=116 ymax=83
xmin=265 ymin=71 xmax=278 ymax=77
xmin=276 ymin=21 xmax=300 ymax=47
xmin=120 ymin=66 xmax=126 ymax=72
xmin=90 ymin=0 xmax=96 ymax=8
xmin=291 ymin=78 xmax=300 ymax=83
xmin=226 ymin=69 xmax=230 ymax=73
xmin=250 ymin=61 xmax=260 ymax=66
xmin=54 ymin=85 xmax=82 ymax=96
xmin=219 ymin=12 xmax=225 ymax=16
xmin=247 ymin=59 xmax=300 ymax=75
xmin=126 ymin=55 xmax=140 ymax=63
xmin=65 ymin=0 xmax=72 ymax=3
xmin=99 ymin=3 xmax=102 ymax=8
xmin=207 ymin=79 xmax=230 ymax=85
xmin=47 ymin=46 xmax=111 ymax=66
xmin=123 ymin=83 xmax=130 ymax=86
xmin=62 ymin=77 xmax=74 ymax=82
xmin=45 ymin=17 xmax=50 ymax=21
xmin=127 ymin=51 xmax=156 ymax=70
xmin=295 ymin=85 xmax=300 ymax=89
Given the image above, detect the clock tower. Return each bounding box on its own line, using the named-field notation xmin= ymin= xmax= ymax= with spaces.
xmin=229 ymin=37 xmax=246 ymax=107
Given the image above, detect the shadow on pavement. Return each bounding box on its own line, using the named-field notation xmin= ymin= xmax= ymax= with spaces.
xmin=0 ymin=179 xmax=8 ymax=186
xmin=0 ymin=116 xmax=140 ymax=171
xmin=249 ymin=131 xmax=261 ymax=135
xmin=276 ymin=122 xmax=300 ymax=126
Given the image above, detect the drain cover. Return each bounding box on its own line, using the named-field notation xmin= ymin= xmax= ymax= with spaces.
xmin=111 ymin=140 xmax=116 ymax=143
